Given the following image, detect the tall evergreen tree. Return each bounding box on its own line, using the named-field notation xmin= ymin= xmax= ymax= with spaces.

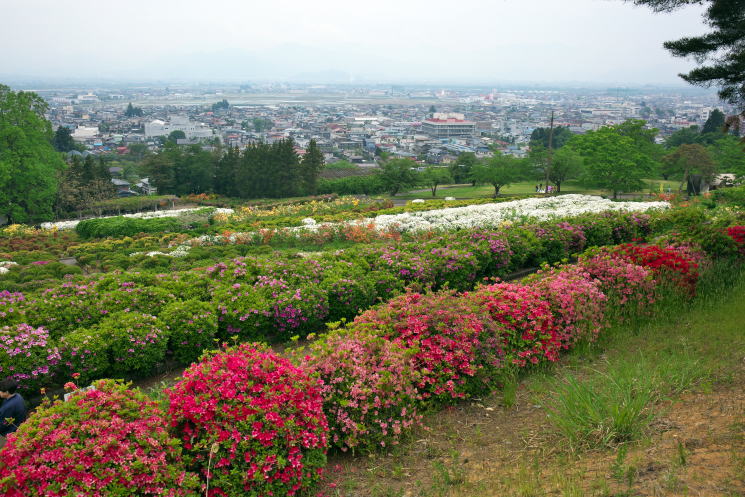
xmin=300 ymin=139 xmax=324 ymax=195
xmin=701 ymin=108 xmax=726 ymax=134
xmin=53 ymin=126 xmax=76 ymax=152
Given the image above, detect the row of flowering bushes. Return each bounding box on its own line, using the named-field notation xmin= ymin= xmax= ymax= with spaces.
xmin=0 ymin=210 xmax=661 ymax=391
xmin=3 ymin=209 xmax=745 ymax=394
xmin=0 ymin=236 xmax=721 ymax=497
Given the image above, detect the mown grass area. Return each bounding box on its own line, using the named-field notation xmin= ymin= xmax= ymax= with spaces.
xmin=394 ymin=179 xmax=680 ymax=200
xmin=322 ymin=260 xmax=745 ymax=497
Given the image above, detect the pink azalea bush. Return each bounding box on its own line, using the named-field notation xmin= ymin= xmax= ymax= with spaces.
xmin=0 ymin=379 xmax=199 ymax=497
xmin=352 ymin=291 xmax=504 ymax=402
xmin=577 ymin=252 xmax=657 ymax=315
xmin=57 ymin=328 xmax=110 ymax=385
xmin=167 ymin=343 xmax=328 ymax=497
xmin=526 ymin=266 xmax=608 ymax=347
xmin=296 ymin=328 xmax=421 ymax=452
xmin=0 ymin=324 xmax=60 ymax=392
xmin=465 ymin=282 xmax=561 ymax=367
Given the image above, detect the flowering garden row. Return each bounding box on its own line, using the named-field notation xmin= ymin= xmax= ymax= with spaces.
xmin=0 ymin=209 xmax=674 ymax=391
xmin=0 ymin=228 xmax=736 ymax=497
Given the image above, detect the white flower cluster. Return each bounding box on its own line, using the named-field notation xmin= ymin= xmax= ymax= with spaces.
xmin=177 ymin=195 xmax=669 ymax=248
xmin=0 ymin=261 xmax=18 ymax=275
xmin=348 ymin=195 xmax=669 ymax=233
xmin=40 ymin=207 xmax=234 ymax=231
xmin=129 ymin=244 xmax=191 ymax=258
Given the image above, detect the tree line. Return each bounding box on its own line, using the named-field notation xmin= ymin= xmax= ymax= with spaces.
xmin=144 ymin=138 xmax=325 ymax=198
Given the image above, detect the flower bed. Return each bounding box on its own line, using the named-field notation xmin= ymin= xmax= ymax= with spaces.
xmin=0 ymin=379 xmax=199 ymax=497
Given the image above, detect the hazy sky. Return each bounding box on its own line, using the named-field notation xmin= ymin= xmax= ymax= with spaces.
xmin=0 ymin=0 xmax=710 ymax=85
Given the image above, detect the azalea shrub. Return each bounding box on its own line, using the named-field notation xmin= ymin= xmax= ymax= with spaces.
xmin=352 ymin=292 xmax=504 ymax=402
xmin=296 ymin=328 xmax=421 ymax=452
xmin=0 ymin=379 xmax=199 ymax=497
xmin=0 ymin=324 xmax=60 ymax=393
xmin=159 ymin=299 xmax=218 ymax=365
xmin=609 ymin=243 xmax=700 ymax=295
xmin=576 ymin=252 xmax=656 ymax=316
xmin=167 ymin=343 xmax=329 ymax=497
xmin=92 ymin=311 xmax=168 ymax=377
xmin=57 ymin=328 xmax=110 ymax=385
xmin=465 ymin=282 xmax=561 ymax=367
xmin=526 ymin=266 xmax=607 ymax=347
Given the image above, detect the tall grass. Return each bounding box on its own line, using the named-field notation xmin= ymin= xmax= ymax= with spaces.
xmin=541 ymin=258 xmax=744 ymax=451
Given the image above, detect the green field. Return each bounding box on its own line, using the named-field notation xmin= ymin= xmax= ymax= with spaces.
xmin=394 ymin=179 xmax=681 ymax=200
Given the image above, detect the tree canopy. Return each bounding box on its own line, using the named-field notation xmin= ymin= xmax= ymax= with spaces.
xmin=0 ymin=84 xmax=65 ymax=223
xmin=379 ymin=158 xmax=418 ymax=196
xmin=630 ymin=0 xmax=745 ymax=108
xmin=471 ymin=152 xmax=524 ymax=197
xmin=567 ymin=123 xmax=654 ymax=198
xmin=529 ymin=126 xmax=573 ymax=149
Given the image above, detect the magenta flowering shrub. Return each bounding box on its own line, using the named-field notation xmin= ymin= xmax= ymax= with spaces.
xmin=577 ymin=252 xmax=657 ymax=315
xmin=353 ymin=292 xmax=504 ymax=402
xmin=469 ymin=231 xmax=512 ymax=276
xmin=527 ymin=266 xmax=608 ymax=346
xmin=297 ymin=329 xmax=421 ymax=452
xmin=159 ymin=299 xmax=218 ymax=365
xmin=167 ymin=343 xmax=329 ymax=497
xmin=466 ymin=282 xmax=561 ymax=367
xmin=0 ymin=291 xmax=26 ymax=325
xmin=92 ymin=311 xmax=168 ymax=377
xmin=0 ymin=324 xmax=60 ymax=393
xmin=0 ymin=379 xmax=199 ymax=497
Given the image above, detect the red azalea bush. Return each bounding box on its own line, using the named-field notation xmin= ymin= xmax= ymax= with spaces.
xmin=609 ymin=243 xmax=699 ymax=295
xmin=526 ymin=266 xmax=607 ymax=347
xmin=296 ymin=328 xmax=421 ymax=452
xmin=576 ymin=252 xmax=656 ymax=315
xmin=167 ymin=343 xmax=329 ymax=497
xmin=0 ymin=324 xmax=60 ymax=393
xmin=0 ymin=379 xmax=199 ymax=497
xmin=465 ymin=282 xmax=561 ymax=367
xmin=726 ymin=225 xmax=745 ymax=252
xmin=352 ymin=291 xmax=504 ymax=402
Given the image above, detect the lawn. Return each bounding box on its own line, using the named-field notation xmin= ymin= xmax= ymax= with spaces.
xmin=394 ymin=179 xmax=681 ymax=200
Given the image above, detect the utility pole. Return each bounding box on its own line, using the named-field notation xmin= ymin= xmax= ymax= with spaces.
xmin=546 ymin=110 xmax=554 ymax=190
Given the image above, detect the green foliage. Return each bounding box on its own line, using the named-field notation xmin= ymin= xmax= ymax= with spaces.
xmin=52 ymin=126 xmax=76 ymax=152
xmin=58 ymin=328 xmax=111 ymax=385
xmin=380 ymin=158 xmax=419 ymax=195
xmin=530 ymin=125 xmax=574 ymax=149
xmin=471 ymin=152 xmax=524 ymax=197
xmin=167 ymin=130 xmax=186 ymax=143
xmin=702 ymin=108 xmax=726 ymax=134
xmin=550 ymin=147 xmax=584 ymax=192
xmin=75 ymin=216 xmax=183 ymax=238
xmin=419 ymin=166 xmax=452 ymax=196
xmin=0 ymin=84 xmax=65 ymax=223
xmin=93 ymin=311 xmax=168 ymax=377
xmin=662 ymin=144 xmax=717 ymax=188
xmin=124 ymin=102 xmax=143 ymax=117
xmin=317 ymin=174 xmax=387 ymax=195
xmin=301 ymin=139 xmax=325 ymax=195
xmin=159 ymin=299 xmax=218 ymax=365
xmin=710 ymin=135 xmax=745 ymax=175
xmin=568 ymin=123 xmax=654 ymax=198
xmin=55 ymin=156 xmax=116 ymax=216
xmin=449 ymin=152 xmax=478 ymax=183
xmin=211 ymin=98 xmax=229 ymax=111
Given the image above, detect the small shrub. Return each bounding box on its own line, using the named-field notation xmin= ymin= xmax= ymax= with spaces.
xmin=93 ymin=311 xmax=168 ymax=378
xmin=0 ymin=379 xmax=199 ymax=496
xmin=297 ymin=328 xmax=421 ymax=452
xmin=466 ymin=282 xmax=561 ymax=367
xmin=159 ymin=299 xmax=218 ymax=365
xmin=167 ymin=343 xmax=328 ymax=497
xmin=353 ymin=292 xmax=504 ymax=402
xmin=57 ymin=328 xmax=110 ymax=385
xmin=0 ymin=324 xmax=60 ymax=393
